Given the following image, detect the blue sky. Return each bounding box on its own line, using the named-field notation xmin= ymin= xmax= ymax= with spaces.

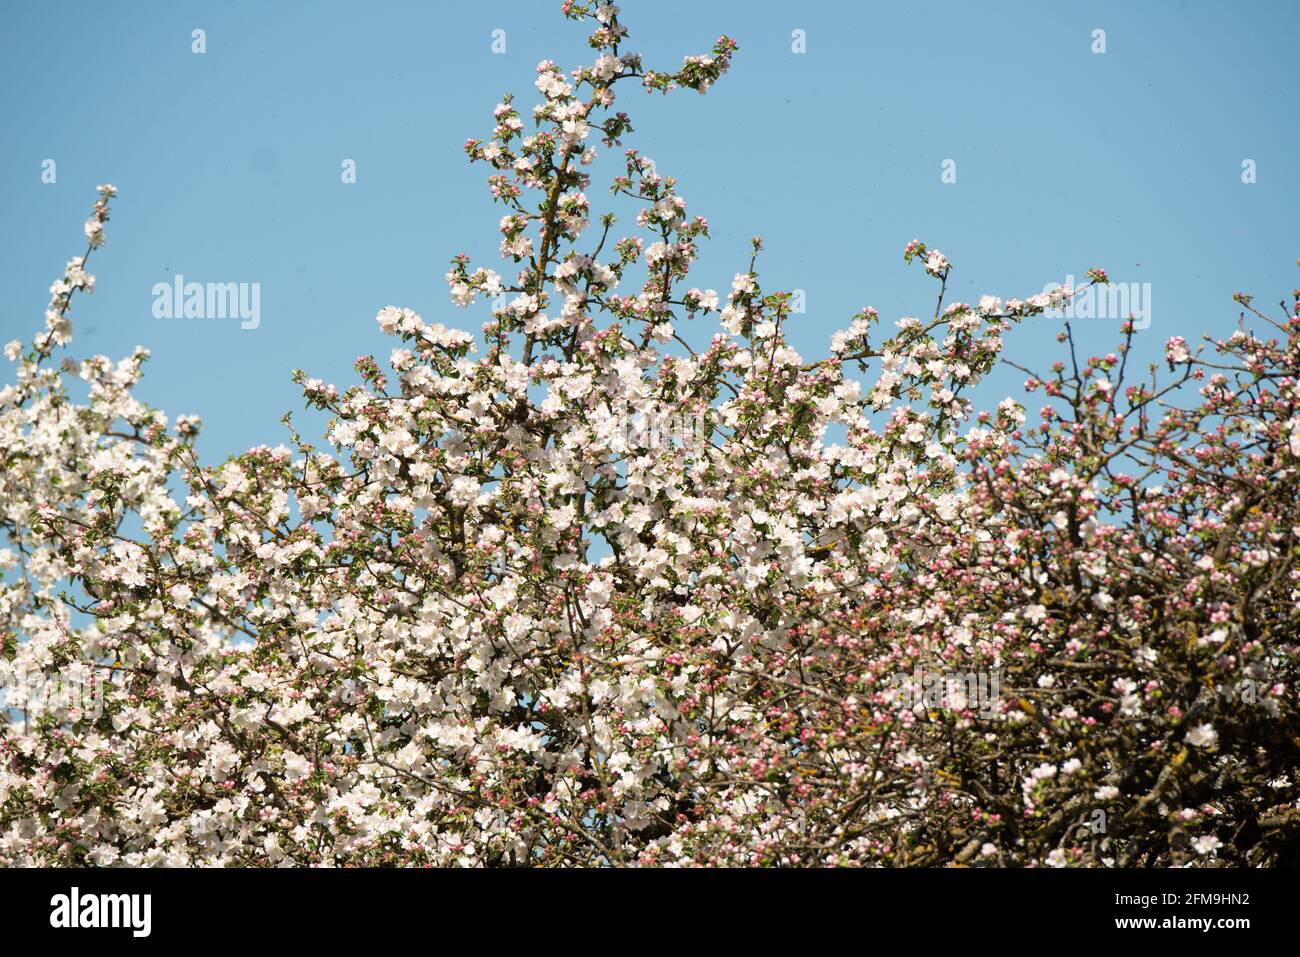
xmin=2 ymin=0 xmax=1297 ymax=461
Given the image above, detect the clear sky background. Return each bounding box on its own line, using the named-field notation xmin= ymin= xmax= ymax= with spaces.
xmin=2 ymin=0 xmax=1297 ymax=462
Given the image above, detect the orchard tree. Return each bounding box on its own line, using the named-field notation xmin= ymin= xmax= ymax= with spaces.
xmin=1 ymin=2 xmax=1298 ymax=867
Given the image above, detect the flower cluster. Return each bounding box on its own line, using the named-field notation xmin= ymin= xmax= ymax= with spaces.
xmin=1 ymin=5 xmax=1297 ymax=868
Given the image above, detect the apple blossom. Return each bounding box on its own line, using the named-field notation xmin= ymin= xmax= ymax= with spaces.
xmin=2 ymin=6 xmax=1298 ymax=871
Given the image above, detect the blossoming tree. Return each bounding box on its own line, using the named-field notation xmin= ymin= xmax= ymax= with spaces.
xmin=2 ymin=2 xmax=1298 ymax=867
